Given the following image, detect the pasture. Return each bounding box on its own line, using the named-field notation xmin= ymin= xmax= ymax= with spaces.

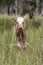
xmin=0 ymin=14 xmax=43 ymax=65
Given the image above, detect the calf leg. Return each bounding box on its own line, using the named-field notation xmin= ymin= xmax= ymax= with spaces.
xmin=22 ymin=30 xmax=26 ymax=50
xmin=17 ymin=37 xmax=22 ymax=54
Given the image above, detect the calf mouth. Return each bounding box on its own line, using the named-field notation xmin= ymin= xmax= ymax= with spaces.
xmin=18 ymin=27 xmax=23 ymax=40
xmin=19 ymin=27 xmax=23 ymax=32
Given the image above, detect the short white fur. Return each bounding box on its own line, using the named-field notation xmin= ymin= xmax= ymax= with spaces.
xmin=17 ymin=17 xmax=24 ymax=25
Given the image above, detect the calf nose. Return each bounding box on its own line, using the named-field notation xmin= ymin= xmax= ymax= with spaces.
xmin=19 ymin=24 xmax=22 ymax=28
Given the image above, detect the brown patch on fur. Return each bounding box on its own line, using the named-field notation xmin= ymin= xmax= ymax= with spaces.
xmin=15 ymin=22 xmax=26 ymax=55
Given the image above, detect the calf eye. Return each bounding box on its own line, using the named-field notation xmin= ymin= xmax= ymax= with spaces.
xmin=22 ymin=22 xmax=24 ymax=24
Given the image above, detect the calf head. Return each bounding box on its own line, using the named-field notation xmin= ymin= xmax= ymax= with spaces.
xmin=16 ymin=17 xmax=24 ymax=28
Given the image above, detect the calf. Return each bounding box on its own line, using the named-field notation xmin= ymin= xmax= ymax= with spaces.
xmin=12 ymin=15 xmax=27 ymax=54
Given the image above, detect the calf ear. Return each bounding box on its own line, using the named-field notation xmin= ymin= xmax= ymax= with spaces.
xmin=12 ymin=18 xmax=17 ymax=22
xmin=23 ymin=15 xmax=27 ymax=21
xmin=23 ymin=14 xmax=28 ymax=21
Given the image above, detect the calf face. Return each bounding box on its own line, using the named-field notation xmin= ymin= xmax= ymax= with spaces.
xmin=17 ymin=17 xmax=24 ymax=28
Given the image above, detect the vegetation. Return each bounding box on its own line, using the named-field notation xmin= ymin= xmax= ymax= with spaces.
xmin=0 ymin=0 xmax=43 ymax=17
xmin=0 ymin=14 xmax=43 ymax=65
xmin=0 ymin=0 xmax=43 ymax=65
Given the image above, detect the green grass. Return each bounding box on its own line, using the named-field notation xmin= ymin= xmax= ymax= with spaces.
xmin=0 ymin=14 xmax=43 ymax=65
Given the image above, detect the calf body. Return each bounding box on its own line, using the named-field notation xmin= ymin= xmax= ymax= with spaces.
xmin=12 ymin=16 xmax=26 ymax=54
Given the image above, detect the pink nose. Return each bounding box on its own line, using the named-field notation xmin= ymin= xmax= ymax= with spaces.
xmin=19 ymin=24 xmax=22 ymax=28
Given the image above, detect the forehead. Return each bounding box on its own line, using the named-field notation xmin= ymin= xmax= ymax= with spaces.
xmin=17 ymin=17 xmax=24 ymax=24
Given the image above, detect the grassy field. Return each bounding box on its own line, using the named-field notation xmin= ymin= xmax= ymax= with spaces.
xmin=0 ymin=14 xmax=43 ymax=65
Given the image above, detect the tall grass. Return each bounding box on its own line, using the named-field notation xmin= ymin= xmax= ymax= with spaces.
xmin=0 ymin=14 xmax=43 ymax=65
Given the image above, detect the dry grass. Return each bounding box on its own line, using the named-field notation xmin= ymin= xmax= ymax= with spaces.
xmin=0 ymin=14 xmax=43 ymax=65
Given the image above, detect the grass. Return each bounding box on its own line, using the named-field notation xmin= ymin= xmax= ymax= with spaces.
xmin=0 ymin=14 xmax=43 ymax=65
